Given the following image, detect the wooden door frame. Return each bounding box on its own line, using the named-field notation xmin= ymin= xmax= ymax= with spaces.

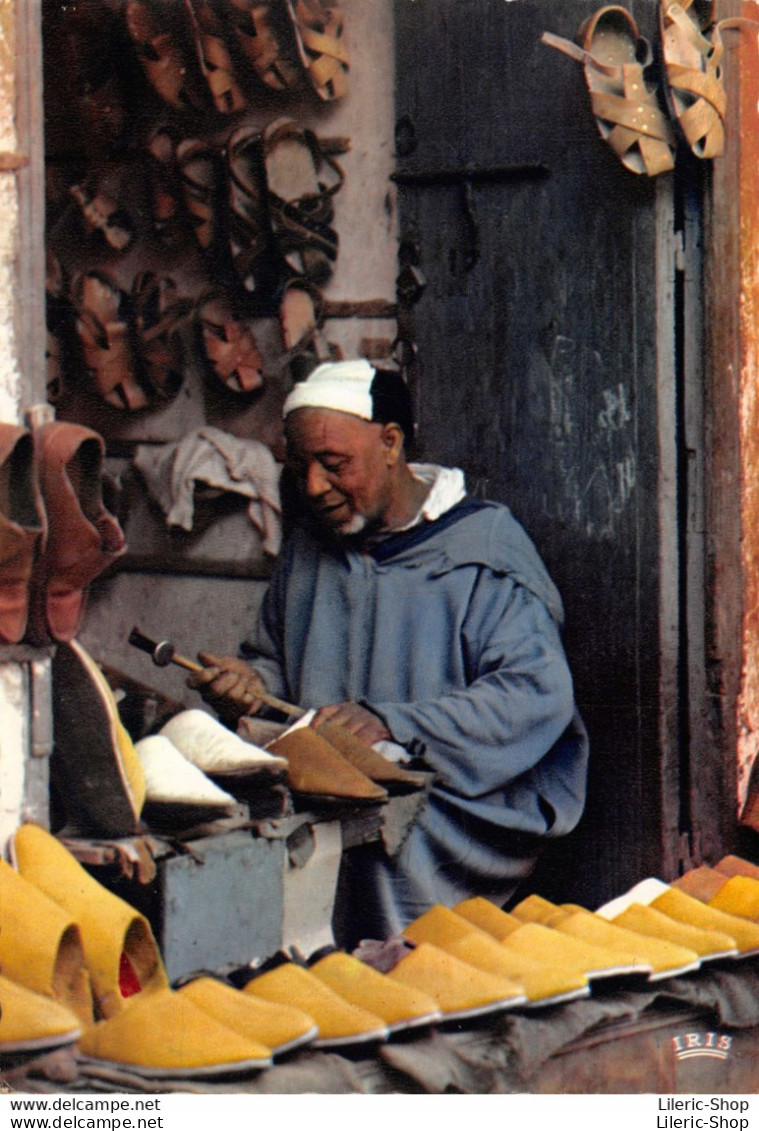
xmin=702 ymin=0 xmax=759 ymax=853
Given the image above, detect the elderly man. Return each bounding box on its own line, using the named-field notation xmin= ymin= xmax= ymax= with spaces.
xmin=190 ymin=358 xmax=589 ymax=940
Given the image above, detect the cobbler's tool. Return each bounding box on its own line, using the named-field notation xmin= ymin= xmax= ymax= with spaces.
xmin=128 ymin=626 xmax=304 ymax=717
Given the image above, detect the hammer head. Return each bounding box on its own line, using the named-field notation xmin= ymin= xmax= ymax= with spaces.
xmin=128 ymin=627 xmax=176 ymax=668
xmin=151 ymin=640 xmax=176 ymax=667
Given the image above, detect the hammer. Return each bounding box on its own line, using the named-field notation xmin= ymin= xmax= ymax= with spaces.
xmin=128 ymin=626 xmax=305 ymax=718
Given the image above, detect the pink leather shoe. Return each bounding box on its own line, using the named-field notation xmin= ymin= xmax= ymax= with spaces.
xmin=27 ymin=423 xmax=126 ymax=644
xmin=0 ymin=425 xmax=46 ymax=644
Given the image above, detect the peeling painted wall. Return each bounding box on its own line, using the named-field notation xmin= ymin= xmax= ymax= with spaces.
xmin=0 ymin=0 xmax=31 ymax=852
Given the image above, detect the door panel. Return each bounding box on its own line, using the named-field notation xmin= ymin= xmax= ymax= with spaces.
xmin=394 ymin=0 xmax=682 ymax=903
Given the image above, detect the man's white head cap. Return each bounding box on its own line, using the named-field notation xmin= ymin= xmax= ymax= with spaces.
xmin=282 ymin=358 xmax=377 ymax=421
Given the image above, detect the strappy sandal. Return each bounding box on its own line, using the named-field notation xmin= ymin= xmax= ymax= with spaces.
xmin=184 ymin=0 xmax=247 ymax=114
xmin=542 ymin=6 xmax=676 ymax=177
xmin=227 ymin=125 xmax=279 ymax=295
xmin=132 ymin=273 xmax=195 ymax=403
xmin=72 ymin=271 xmax=148 ymax=412
xmin=659 ymin=1 xmax=752 ymax=159
xmin=176 ymin=138 xmax=227 ymax=253
xmin=285 ymin=0 xmax=349 ymax=101
xmin=278 ymin=277 xmax=324 ymax=352
xmin=263 ymin=117 xmax=345 ymax=283
xmin=69 ymin=181 xmax=135 ymax=253
xmin=197 ymin=292 xmax=265 ymax=395
xmin=144 ymin=127 xmax=185 ymax=247
xmin=125 ymin=0 xmax=208 ymax=112
xmin=222 ymin=0 xmax=302 ymax=92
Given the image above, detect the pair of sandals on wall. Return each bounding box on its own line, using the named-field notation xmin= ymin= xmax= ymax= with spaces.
xmin=543 ymin=1 xmax=756 ymax=177
xmin=126 ymin=0 xmax=349 ymax=114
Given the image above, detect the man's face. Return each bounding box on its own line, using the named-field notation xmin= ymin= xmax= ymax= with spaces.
xmin=285 ymin=408 xmax=397 ymax=537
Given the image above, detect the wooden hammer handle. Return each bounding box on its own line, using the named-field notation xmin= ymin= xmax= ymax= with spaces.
xmin=172 ymin=650 xmax=305 ymax=719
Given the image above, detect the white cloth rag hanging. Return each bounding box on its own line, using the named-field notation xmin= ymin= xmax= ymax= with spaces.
xmin=133 ymin=426 xmax=282 ymax=555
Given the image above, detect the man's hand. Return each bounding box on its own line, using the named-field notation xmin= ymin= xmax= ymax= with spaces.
xmin=311 ymin=701 xmax=391 ymax=744
xmin=186 ymin=652 xmax=267 ymax=724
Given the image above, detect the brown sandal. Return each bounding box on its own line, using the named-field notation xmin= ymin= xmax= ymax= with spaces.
xmin=227 ymin=125 xmax=279 ymax=295
xmin=263 ymin=117 xmax=345 ymax=283
xmin=222 ymin=0 xmax=302 ymax=92
xmin=184 ymin=0 xmax=248 ymax=114
xmin=69 ymin=181 xmax=135 ymax=253
xmin=285 ymin=0 xmax=349 ymax=101
xmin=72 ymin=272 xmax=147 ymax=412
xmin=659 ymin=0 xmax=753 ymax=159
xmin=197 ymin=292 xmax=265 ymax=395
xmin=132 ymin=273 xmax=195 ymax=403
xmin=177 ymin=138 xmax=227 ymax=253
xmin=542 ymin=6 xmax=676 ymax=177
xmin=125 ymin=0 xmax=208 ymax=111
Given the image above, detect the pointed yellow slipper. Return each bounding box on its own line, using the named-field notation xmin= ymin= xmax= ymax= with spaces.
xmin=510 ymin=893 xmax=572 ymax=927
xmin=78 ymin=988 xmax=271 ymax=1077
xmin=652 ymin=886 xmax=759 ymax=956
xmin=0 ymin=859 xmax=93 ymax=1025
xmin=555 ymin=908 xmax=700 ymax=981
xmin=403 ymin=904 xmax=492 ymax=950
xmin=452 ymin=896 xmax=524 ymax=941
xmin=178 ymin=976 xmax=318 ymax=1055
xmin=608 ymin=902 xmax=738 ymax=962
xmin=442 ymin=931 xmax=589 ymax=1008
xmin=309 ymin=949 xmax=442 ymax=1033
xmin=10 ymin=823 xmax=168 ymax=1018
xmin=708 ymin=875 xmax=759 ymax=922
xmin=244 ymin=960 xmax=389 ymax=1048
xmin=388 ymin=942 xmax=527 ymax=1021
xmin=500 ymin=921 xmax=652 ymax=980
xmin=0 ymin=974 xmax=81 ymax=1053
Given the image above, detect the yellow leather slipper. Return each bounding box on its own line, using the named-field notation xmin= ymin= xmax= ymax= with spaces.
xmin=555 ymin=908 xmax=700 ymax=980
xmin=452 ymin=896 xmax=524 ymax=941
xmin=510 ymin=894 xmax=572 ymax=927
xmin=403 ymin=904 xmax=491 ymax=950
xmin=11 ymin=823 xmax=168 ymax=1019
xmin=0 ymin=974 xmax=81 ymax=1053
xmin=388 ymin=942 xmax=527 ymax=1021
xmin=652 ymin=886 xmax=759 ymax=955
xmin=708 ymin=875 xmax=759 ymax=922
xmin=78 ymin=988 xmax=272 ymax=1077
xmin=608 ymin=902 xmax=738 ymax=962
xmin=0 ymin=859 xmax=93 ymax=1024
xmin=442 ymin=931 xmax=589 ymax=1007
xmin=178 ymin=976 xmax=318 ymax=1055
xmin=244 ymin=960 xmax=389 ymax=1048
xmin=500 ymin=921 xmax=652 ymax=979
xmin=309 ymin=949 xmax=442 ymax=1033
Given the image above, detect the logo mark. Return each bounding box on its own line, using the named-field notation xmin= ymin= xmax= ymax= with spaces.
xmin=671 ymin=1032 xmax=732 ymax=1061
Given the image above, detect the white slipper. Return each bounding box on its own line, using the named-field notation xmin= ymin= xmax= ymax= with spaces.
xmin=160 ymin=709 xmax=287 ymax=777
xmin=135 ymin=735 xmax=236 ymax=809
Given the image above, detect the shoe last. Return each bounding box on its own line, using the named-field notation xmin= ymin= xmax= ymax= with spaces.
xmin=178 ymin=976 xmax=318 ymax=1056
xmin=308 ymin=948 xmax=442 ymax=1033
xmin=0 ymin=973 xmax=82 ymax=1053
xmin=10 ymin=824 xmax=168 ymax=1019
xmin=244 ymin=957 xmax=389 ymax=1048
xmin=0 ymin=424 xmax=46 ymax=644
xmin=26 ymin=421 xmax=125 ymax=645
xmin=0 ymin=859 xmax=93 ymax=1025
xmin=77 ymin=988 xmax=272 ymax=1077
